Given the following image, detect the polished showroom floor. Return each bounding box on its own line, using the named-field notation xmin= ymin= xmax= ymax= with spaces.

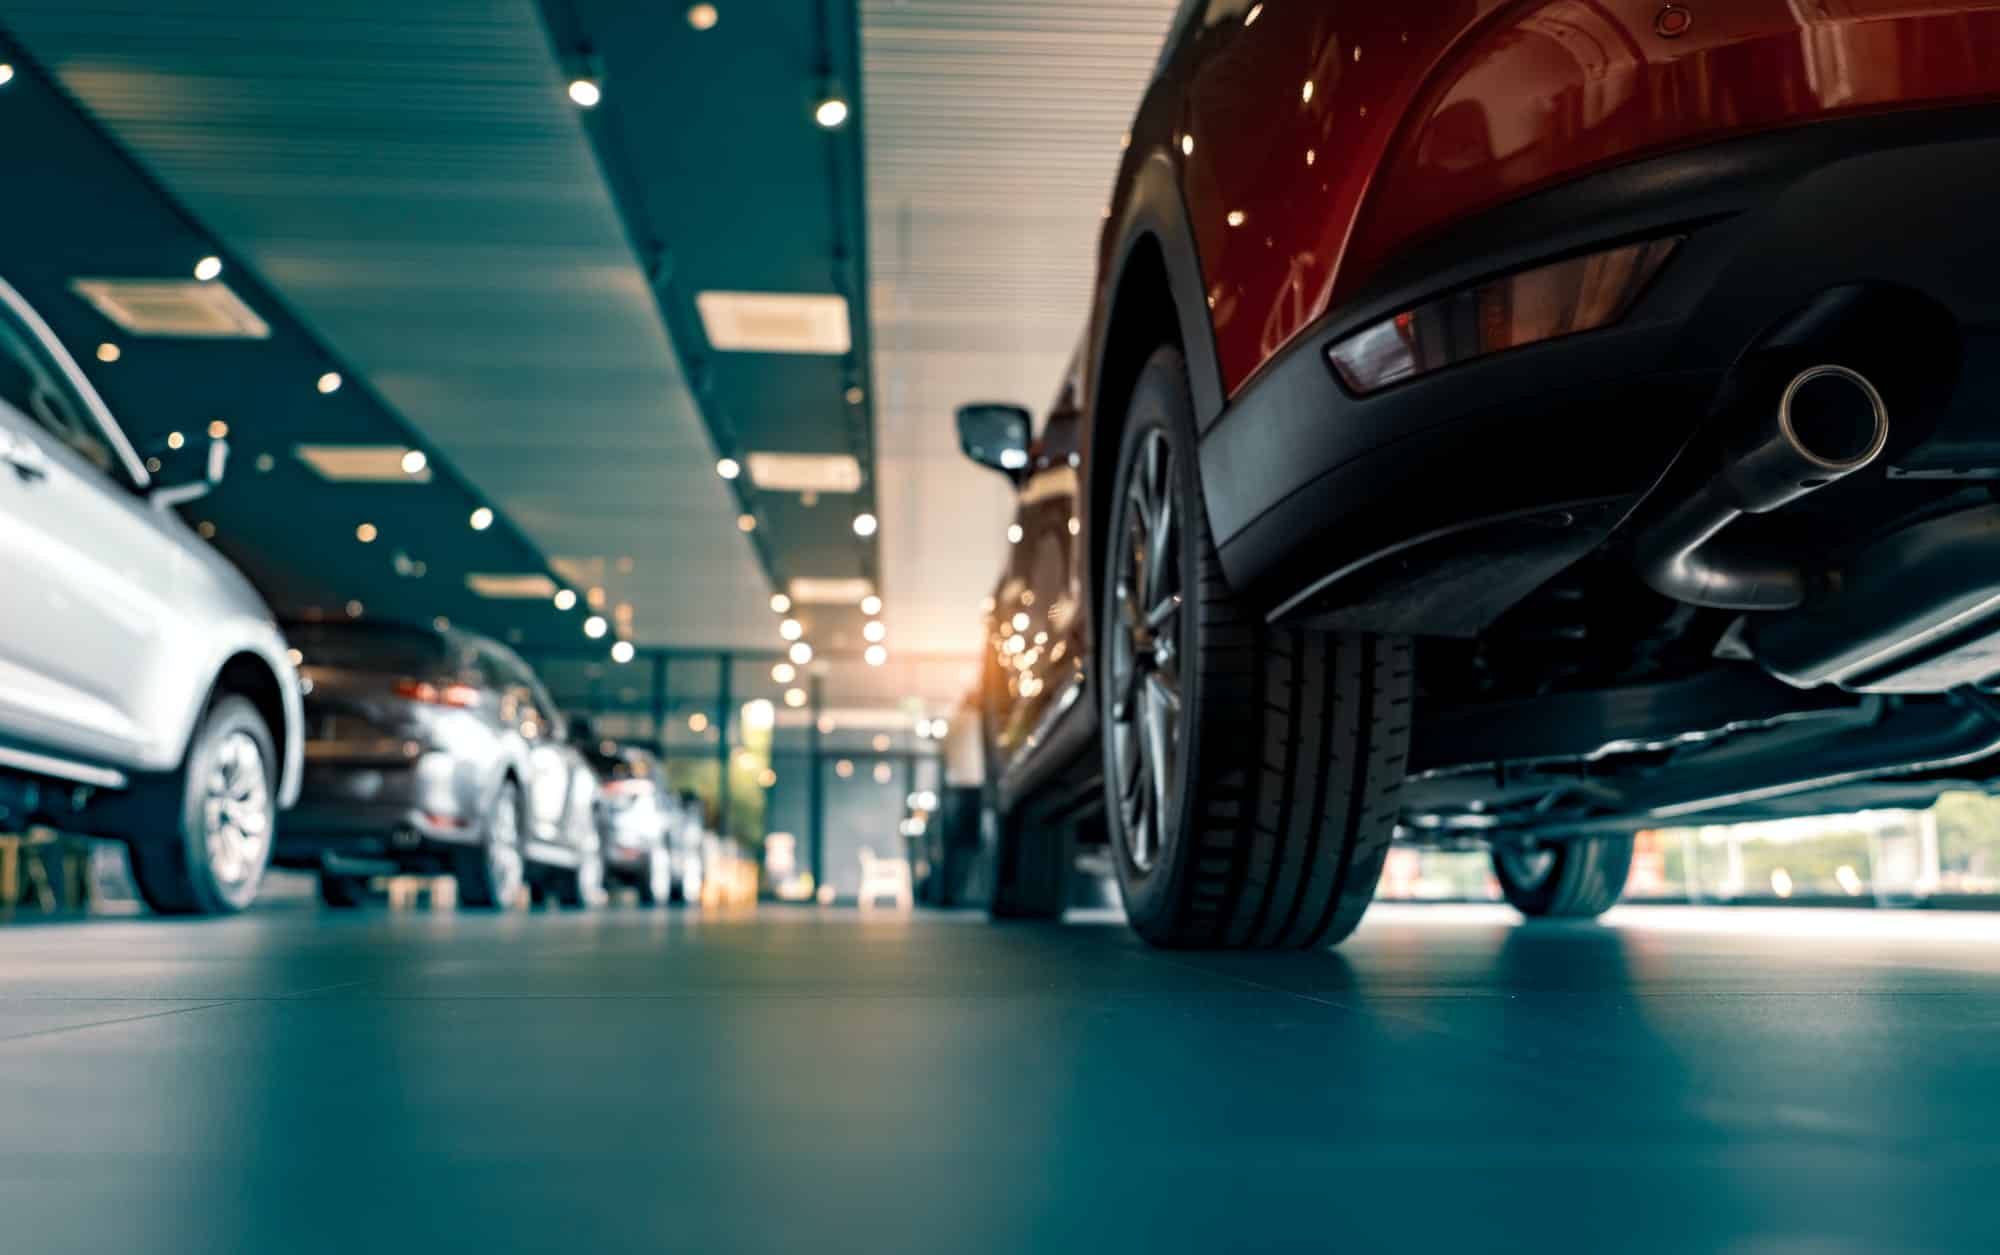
xmin=2 ymin=894 xmax=1998 ymax=1253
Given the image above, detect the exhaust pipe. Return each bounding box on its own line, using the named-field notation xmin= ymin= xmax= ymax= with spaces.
xmin=1632 ymin=365 xmax=1889 ymax=610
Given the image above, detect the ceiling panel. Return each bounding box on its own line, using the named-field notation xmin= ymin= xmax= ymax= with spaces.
xmin=3 ymin=0 xmax=775 ymax=651
xmin=860 ymin=0 xmax=1181 ymax=656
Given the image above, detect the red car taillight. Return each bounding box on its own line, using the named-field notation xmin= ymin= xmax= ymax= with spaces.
xmin=1326 ymin=238 xmax=1679 ymax=395
xmin=393 ymin=679 xmax=483 ymax=708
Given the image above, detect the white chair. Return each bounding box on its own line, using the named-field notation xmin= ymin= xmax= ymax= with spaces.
xmin=857 ymin=845 xmax=914 ymax=910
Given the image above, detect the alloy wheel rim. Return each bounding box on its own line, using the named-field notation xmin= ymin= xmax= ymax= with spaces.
xmin=1500 ymin=846 xmax=1558 ymax=890
xmin=487 ymin=794 xmax=524 ymax=905
xmin=1109 ymin=428 xmax=1184 ymax=875
xmin=202 ymin=729 xmax=272 ymax=890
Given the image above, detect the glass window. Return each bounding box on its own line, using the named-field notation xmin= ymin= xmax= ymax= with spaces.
xmin=0 ymin=306 xmax=121 ymax=480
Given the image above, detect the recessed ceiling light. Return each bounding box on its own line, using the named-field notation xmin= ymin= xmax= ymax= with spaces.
xmin=696 ymin=291 xmax=850 ymax=355
xmin=844 ymin=385 xmax=864 ymax=405
xmin=401 ymin=449 xmax=428 ymax=475
xmin=316 ymin=371 xmax=342 ymax=394
xmin=784 ymin=687 xmax=807 ymax=708
xmin=737 ymin=513 xmax=757 ymax=532
xmin=204 ymin=420 xmax=227 ymax=439
xmin=193 ymin=256 xmax=223 ymax=282
xmin=1007 ymin=523 xmax=1023 ymax=544
xmin=816 ymin=714 xmax=836 ymax=734
xmin=814 ymin=97 xmax=849 ymax=129
xmin=769 ymin=593 xmax=791 ymax=614
xmin=197 ymin=521 xmax=217 ymax=539
xmin=467 ymin=573 xmax=557 ymax=599
xmin=688 ymin=712 xmax=709 ymax=732
xmin=789 ymin=641 xmax=813 ymax=665
xmin=716 ymin=456 xmax=741 ymax=480
xmin=166 ymin=431 xmax=186 ymax=450
xmin=568 ymin=78 xmax=602 ymax=108
xmin=294 ymin=445 xmax=433 ymax=483
xmin=584 ymin=615 xmax=609 ymax=639
xmin=872 ymin=734 xmax=891 ymax=752
xmin=790 ymin=577 xmax=873 ymax=605
xmin=346 ymin=600 xmax=365 ymax=618
xmin=554 ymin=588 xmax=577 ymax=610
xmin=687 ymin=3 xmax=719 ymax=30
xmin=860 ymin=594 xmax=882 ymax=615
xmin=611 ymin=640 xmax=635 ymax=664
xmin=470 ymin=507 xmax=495 ymax=531
xmin=863 ymin=620 xmax=886 ymax=643
xmin=746 ymin=451 xmax=861 ymax=494
xmin=852 ymin=512 xmax=878 ymax=537
xmin=0 ymin=65 xmax=14 ymax=87
xmin=779 ymin=618 xmax=803 ymax=641
xmin=69 ymin=279 xmax=269 ymax=339
xmin=1181 ymin=134 xmax=1194 ymax=157
xmin=864 ymin=644 xmax=887 ymax=667
xmin=356 ymin=523 xmax=378 ymax=544
xmin=95 ymin=343 xmax=120 ymax=363
xmin=771 ymin=662 xmax=796 ymax=684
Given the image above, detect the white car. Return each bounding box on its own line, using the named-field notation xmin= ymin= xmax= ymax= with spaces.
xmin=0 ymin=276 xmax=302 ymax=913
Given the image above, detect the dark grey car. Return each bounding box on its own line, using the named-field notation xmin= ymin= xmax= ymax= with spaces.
xmin=277 ymin=621 xmax=602 ymax=909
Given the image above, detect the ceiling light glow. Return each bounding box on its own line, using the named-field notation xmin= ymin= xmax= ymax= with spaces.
xmin=687 ymin=3 xmax=719 ymax=31
xmin=401 ymin=449 xmax=428 ymax=475
xmin=611 ymin=640 xmax=635 ymax=664
xmin=193 ymin=256 xmax=223 ymax=282
xmin=469 ymin=507 xmax=494 ymax=531
xmin=789 ymin=641 xmax=813 ymax=665
xmin=568 ymin=78 xmax=602 ymax=108
xmin=554 ymin=588 xmax=577 ymax=610
xmin=737 ymin=513 xmax=757 ymax=533
xmin=771 ymin=662 xmax=796 ymax=684
xmin=783 ymin=687 xmax=807 ymax=708
xmin=814 ymin=97 xmax=849 ymax=129
xmin=863 ymin=620 xmax=885 ymax=643
xmin=96 ymin=343 xmax=120 ymax=363
xmin=584 ymin=615 xmax=608 ymax=639
xmin=356 ymin=523 xmax=378 ymax=544
xmin=779 ymin=618 xmax=804 ymax=641
xmin=864 ymin=644 xmax=887 ymax=667
xmin=860 ymin=594 xmax=882 ymax=615
xmin=317 ymin=371 xmax=342 ymax=394
xmin=769 ymin=593 xmax=791 ymax=613
xmin=852 ymin=512 xmax=878 ymax=537
xmin=717 ymin=457 xmax=741 ymax=480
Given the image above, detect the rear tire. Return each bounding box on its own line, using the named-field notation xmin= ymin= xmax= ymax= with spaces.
xmin=1493 ymin=834 xmax=1633 ymax=919
xmin=317 ymin=870 xmax=367 ymax=908
xmin=1100 ymin=348 xmax=1414 ymax=949
xmin=127 ymin=695 xmax=277 ymax=916
xmin=454 ymin=779 xmax=525 ymax=909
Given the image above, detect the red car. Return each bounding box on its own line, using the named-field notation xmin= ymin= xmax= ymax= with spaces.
xmin=958 ymin=1 xmax=2000 ymax=948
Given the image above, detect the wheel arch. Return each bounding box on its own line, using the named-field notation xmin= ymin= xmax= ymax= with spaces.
xmin=1087 ymin=154 xmax=1226 ymax=651
xmin=214 ymin=650 xmax=299 ymax=806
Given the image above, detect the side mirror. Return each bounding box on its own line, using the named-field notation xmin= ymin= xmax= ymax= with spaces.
xmin=955 ymin=403 xmax=1032 ymax=479
xmin=152 ymin=438 xmax=229 ymax=509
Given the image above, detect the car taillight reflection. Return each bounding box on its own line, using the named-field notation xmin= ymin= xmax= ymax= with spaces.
xmin=1327 ymin=237 xmax=1680 ymax=394
xmin=393 ymin=678 xmax=483 ymax=708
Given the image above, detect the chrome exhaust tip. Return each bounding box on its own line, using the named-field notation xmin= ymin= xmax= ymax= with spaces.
xmin=1631 ymin=364 xmax=1891 ymax=611
xmin=1777 ymin=365 xmax=1889 ymax=475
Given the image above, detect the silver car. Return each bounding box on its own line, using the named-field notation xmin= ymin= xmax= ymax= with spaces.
xmin=0 ymin=277 xmax=303 ymax=914
xmin=280 ymin=620 xmax=604 ymax=910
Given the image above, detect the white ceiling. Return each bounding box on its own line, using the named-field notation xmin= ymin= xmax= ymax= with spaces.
xmin=862 ymin=0 xmax=1182 ymax=657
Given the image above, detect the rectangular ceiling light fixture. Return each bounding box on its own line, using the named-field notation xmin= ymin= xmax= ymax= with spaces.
xmin=294 ymin=445 xmax=433 ymax=483
xmin=695 ymin=291 xmax=851 ymax=354
xmin=746 ymin=452 xmax=863 ymax=494
xmin=789 ymin=577 xmax=875 ymax=605
xmin=466 ymin=573 xmax=558 ymax=600
xmin=70 ymin=278 xmax=271 ymax=339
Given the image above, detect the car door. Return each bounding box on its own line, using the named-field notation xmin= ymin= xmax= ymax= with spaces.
xmin=988 ymin=370 xmax=1087 ymax=764
xmin=489 ymin=643 xmax=572 ymax=849
xmin=0 ymin=284 xmax=187 ymax=767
